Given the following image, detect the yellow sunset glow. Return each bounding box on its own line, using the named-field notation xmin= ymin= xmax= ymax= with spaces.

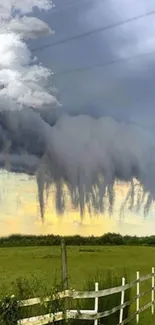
xmin=0 ymin=171 xmax=154 ymax=236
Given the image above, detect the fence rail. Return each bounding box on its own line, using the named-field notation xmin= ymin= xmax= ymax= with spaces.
xmin=17 ymin=267 xmax=155 ymax=325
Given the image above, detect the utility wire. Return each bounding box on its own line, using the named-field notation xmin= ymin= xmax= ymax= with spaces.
xmin=32 ymin=9 xmax=155 ymax=52
xmin=54 ymin=49 xmax=155 ymax=77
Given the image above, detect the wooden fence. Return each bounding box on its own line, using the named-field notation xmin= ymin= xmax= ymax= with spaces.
xmin=18 ymin=267 xmax=155 ymax=325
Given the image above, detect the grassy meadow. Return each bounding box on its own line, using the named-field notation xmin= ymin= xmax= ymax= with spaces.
xmin=0 ymin=245 xmax=155 ymax=324
xmin=0 ymin=245 xmax=154 ymax=291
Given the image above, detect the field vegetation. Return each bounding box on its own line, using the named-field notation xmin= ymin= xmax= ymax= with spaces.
xmin=0 ymin=244 xmax=155 ymax=324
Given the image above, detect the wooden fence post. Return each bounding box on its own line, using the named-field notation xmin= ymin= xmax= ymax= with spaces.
xmin=119 ymin=277 xmax=125 ymax=324
xmin=94 ymin=282 xmax=99 ymax=325
xmin=152 ymin=267 xmax=155 ymax=315
xmin=61 ymin=237 xmax=68 ymax=290
xmin=136 ymin=271 xmax=140 ymax=324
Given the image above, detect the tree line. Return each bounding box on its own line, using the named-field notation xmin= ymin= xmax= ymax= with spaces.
xmin=0 ymin=233 xmax=155 ymax=246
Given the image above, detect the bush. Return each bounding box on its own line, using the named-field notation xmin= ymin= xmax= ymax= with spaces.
xmin=0 ymin=276 xmax=65 ymax=324
xmin=0 ymin=296 xmax=20 ymax=325
xmin=0 ymin=271 xmax=130 ymax=325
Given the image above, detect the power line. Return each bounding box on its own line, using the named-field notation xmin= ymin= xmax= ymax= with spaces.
xmin=53 ymin=49 xmax=155 ymax=77
xmin=32 ymin=9 xmax=155 ymax=52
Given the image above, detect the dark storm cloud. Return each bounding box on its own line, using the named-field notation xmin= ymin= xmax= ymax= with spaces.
xmin=30 ymin=0 xmax=155 ymax=127
xmin=1 ymin=0 xmax=155 ymax=216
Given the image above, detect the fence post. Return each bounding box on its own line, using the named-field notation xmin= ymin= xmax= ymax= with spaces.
xmin=61 ymin=237 xmax=68 ymax=290
xmin=152 ymin=267 xmax=155 ymax=315
xmin=94 ymin=282 xmax=99 ymax=325
xmin=136 ymin=271 xmax=140 ymax=324
xmin=119 ymin=277 xmax=125 ymax=324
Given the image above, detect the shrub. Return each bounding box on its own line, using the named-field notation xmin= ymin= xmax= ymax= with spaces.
xmin=0 ymin=271 xmax=130 ymax=325
xmin=0 ymin=296 xmax=20 ymax=325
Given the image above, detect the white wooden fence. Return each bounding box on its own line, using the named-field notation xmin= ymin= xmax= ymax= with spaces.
xmin=18 ymin=267 xmax=155 ymax=325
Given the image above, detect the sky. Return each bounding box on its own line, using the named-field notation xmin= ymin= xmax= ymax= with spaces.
xmin=1 ymin=171 xmax=155 ymax=236
xmin=34 ymin=0 xmax=155 ymax=125
xmin=1 ymin=0 xmax=155 ymax=236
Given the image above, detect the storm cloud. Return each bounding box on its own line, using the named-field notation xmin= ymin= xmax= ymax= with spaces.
xmin=0 ymin=0 xmax=155 ymax=216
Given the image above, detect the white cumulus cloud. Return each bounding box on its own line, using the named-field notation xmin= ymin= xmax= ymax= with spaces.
xmin=0 ymin=0 xmax=59 ymax=110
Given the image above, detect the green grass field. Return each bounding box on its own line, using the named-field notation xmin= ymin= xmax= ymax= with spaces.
xmin=0 ymin=245 xmax=155 ymax=324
